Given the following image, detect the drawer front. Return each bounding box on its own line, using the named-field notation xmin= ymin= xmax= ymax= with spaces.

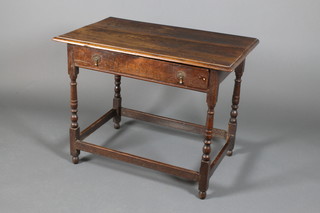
xmin=72 ymin=46 xmax=209 ymax=91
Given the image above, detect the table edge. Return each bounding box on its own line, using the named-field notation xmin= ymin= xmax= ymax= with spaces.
xmin=53 ymin=36 xmax=259 ymax=72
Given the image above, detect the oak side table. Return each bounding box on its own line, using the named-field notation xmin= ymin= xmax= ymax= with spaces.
xmin=53 ymin=17 xmax=258 ymax=199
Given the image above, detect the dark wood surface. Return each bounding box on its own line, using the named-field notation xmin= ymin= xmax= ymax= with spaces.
xmin=113 ymin=75 xmax=122 ymax=129
xmin=68 ymin=45 xmax=80 ymax=164
xmin=121 ymin=107 xmax=227 ymax=138
xmin=227 ymin=61 xmax=245 ymax=156
xmin=54 ymin=17 xmax=258 ymax=71
xmin=72 ymin=45 xmax=209 ymax=92
xmin=75 ymin=141 xmax=200 ymax=181
xmin=198 ymin=70 xmax=220 ymax=199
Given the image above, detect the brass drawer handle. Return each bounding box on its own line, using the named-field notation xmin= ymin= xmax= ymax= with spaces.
xmin=92 ymin=55 xmax=101 ymax=66
xmin=177 ymin=71 xmax=185 ymax=85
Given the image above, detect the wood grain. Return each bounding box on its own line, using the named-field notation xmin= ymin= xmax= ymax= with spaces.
xmin=54 ymin=17 xmax=258 ymax=71
xmin=56 ymin=18 xmax=259 ymax=199
xmin=72 ymin=45 xmax=209 ymax=91
xmin=121 ymin=107 xmax=227 ymax=138
xmin=75 ymin=141 xmax=200 ymax=181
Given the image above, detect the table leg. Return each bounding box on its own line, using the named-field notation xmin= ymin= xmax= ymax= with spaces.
xmin=113 ymin=75 xmax=122 ymax=129
xmin=227 ymin=61 xmax=245 ymax=156
xmin=198 ymin=71 xmax=219 ymax=199
xmin=68 ymin=45 xmax=80 ymax=164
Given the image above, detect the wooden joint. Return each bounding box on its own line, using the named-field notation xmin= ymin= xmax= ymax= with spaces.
xmin=205 ymin=129 xmax=213 ymax=135
xmin=80 ymin=109 xmax=116 ymax=140
xmin=113 ymin=98 xmax=122 ymax=108
xmin=209 ymin=139 xmax=230 ymax=177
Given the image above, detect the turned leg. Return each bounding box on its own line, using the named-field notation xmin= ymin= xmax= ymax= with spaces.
xmin=227 ymin=61 xmax=245 ymax=156
xmin=198 ymin=71 xmax=219 ymax=199
xmin=68 ymin=45 xmax=80 ymax=164
xmin=113 ymin=75 xmax=122 ymax=129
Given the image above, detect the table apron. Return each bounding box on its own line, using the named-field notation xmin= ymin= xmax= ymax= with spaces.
xmin=72 ymin=45 xmax=210 ymax=92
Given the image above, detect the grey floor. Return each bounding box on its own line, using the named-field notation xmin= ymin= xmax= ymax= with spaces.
xmin=1 ymin=70 xmax=319 ymax=213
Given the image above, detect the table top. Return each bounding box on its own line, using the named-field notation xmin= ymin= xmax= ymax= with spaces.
xmin=53 ymin=17 xmax=258 ymax=72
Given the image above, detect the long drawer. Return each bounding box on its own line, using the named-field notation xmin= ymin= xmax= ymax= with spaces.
xmin=72 ymin=45 xmax=209 ymax=91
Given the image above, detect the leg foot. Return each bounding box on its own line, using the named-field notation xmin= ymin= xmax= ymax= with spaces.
xmin=198 ymin=71 xmax=219 ymax=201
xmin=72 ymin=156 xmax=79 ymax=164
xmin=198 ymin=191 xmax=207 ymax=199
xmin=226 ymin=150 xmax=233 ymax=156
xmin=114 ymin=123 xmax=120 ymax=129
xmin=227 ymin=61 xmax=245 ymax=159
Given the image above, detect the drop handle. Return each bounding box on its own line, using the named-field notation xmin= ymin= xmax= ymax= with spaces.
xmin=92 ymin=55 xmax=101 ymax=66
xmin=178 ymin=76 xmax=184 ymax=84
xmin=177 ymin=71 xmax=185 ymax=85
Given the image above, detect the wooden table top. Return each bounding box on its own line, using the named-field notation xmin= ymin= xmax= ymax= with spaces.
xmin=53 ymin=17 xmax=258 ymax=72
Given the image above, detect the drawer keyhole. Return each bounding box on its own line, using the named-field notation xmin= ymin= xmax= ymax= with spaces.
xmin=92 ymin=55 xmax=101 ymax=66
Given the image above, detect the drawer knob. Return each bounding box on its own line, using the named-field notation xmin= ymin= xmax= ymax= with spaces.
xmin=177 ymin=71 xmax=185 ymax=85
xmin=92 ymin=55 xmax=101 ymax=66
xmin=199 ymin=76 xmax=206 ymax=81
